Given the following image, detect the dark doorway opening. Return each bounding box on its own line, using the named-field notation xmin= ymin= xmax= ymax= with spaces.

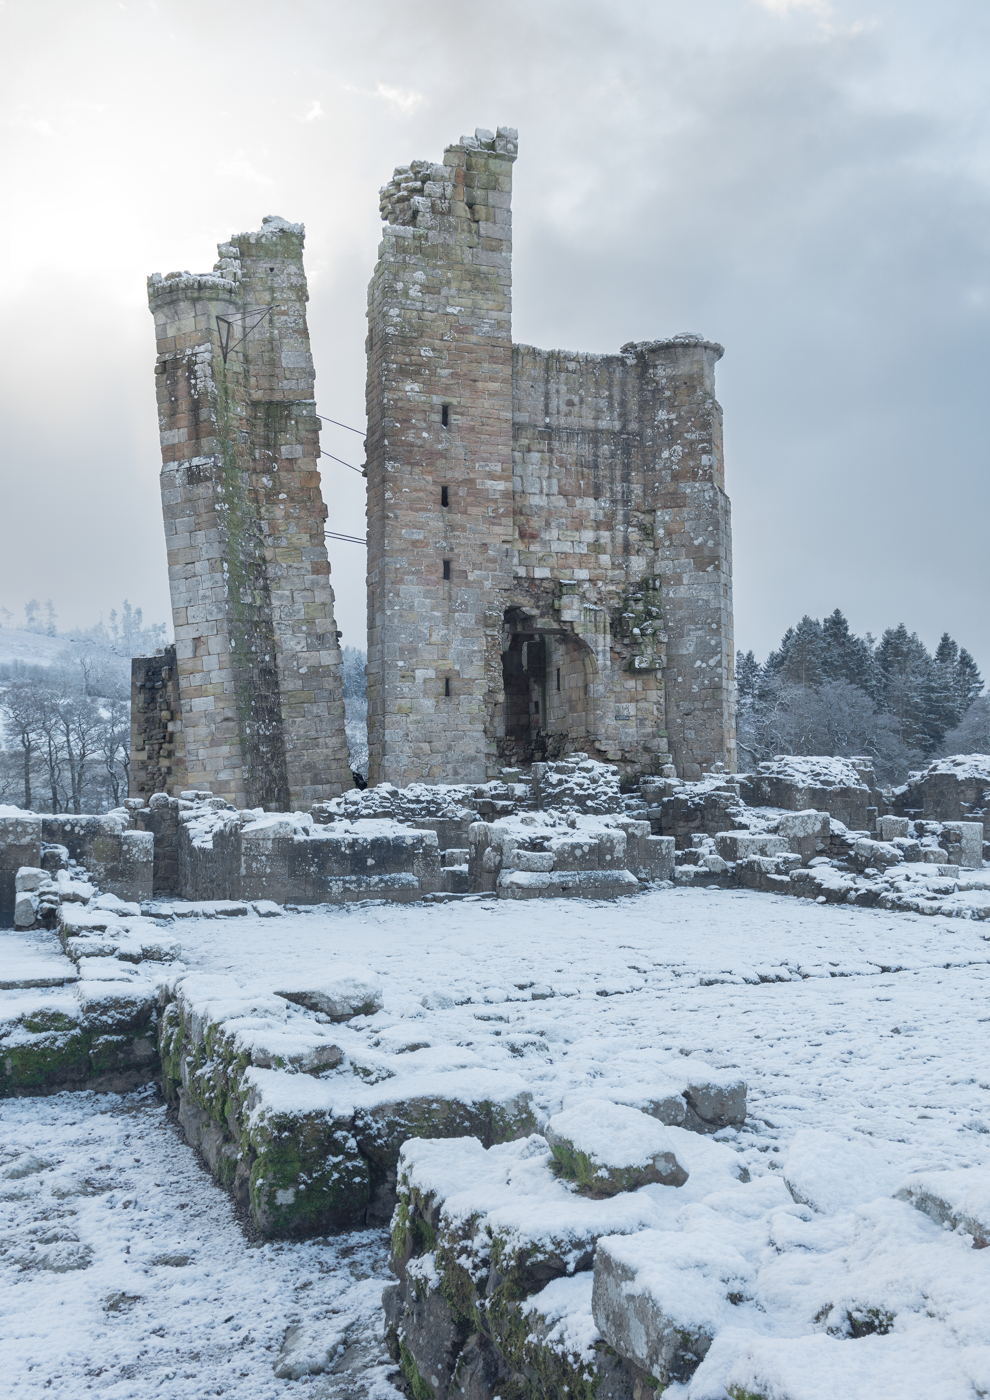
xmin=502 ymin=632 xmax=551 ymax=762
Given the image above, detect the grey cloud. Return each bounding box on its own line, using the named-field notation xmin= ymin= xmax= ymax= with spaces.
xmin=0 ymin=0 xmax=986 ymax=675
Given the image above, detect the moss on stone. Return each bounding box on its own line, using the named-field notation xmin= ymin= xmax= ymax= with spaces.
xmin=21 ymin=1010 xmax=78 ymax=1034
xmin=399 ymin=1341 xmax=434 ymax=1400
xmin=481 ymin=1290 xmax=603 ymax=1400
xmin=548 ymin=1138 xmax=674 ymax=1196
xmin=248 ymin=1124 xmax=369 ymax=1237
xmin=1 ymin=1029 xmax=91 ymax=1093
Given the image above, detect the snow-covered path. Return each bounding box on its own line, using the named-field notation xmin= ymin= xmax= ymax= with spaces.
xmin=2 ymin=887 xmax=989 ymax=1398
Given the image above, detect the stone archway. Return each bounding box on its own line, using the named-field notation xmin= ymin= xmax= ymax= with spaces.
xmin=498 ymin=609 xmax=598 ymax=766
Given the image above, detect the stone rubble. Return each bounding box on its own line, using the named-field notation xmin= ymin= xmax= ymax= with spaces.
xmin=383 ymin=1122 xmax=990 ymax=1400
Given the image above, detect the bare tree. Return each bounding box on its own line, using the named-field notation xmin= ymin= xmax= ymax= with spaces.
xmin=1 ymin=679 xmax=43 ymax=809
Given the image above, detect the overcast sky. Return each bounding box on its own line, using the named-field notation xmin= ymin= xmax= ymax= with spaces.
xmin=1 ymin=0 xmax=987 ymax=674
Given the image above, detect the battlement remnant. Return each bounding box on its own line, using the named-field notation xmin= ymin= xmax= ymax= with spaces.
xmin=365 ymin=127 xmax=735 ymax=785
xmin=139 ymin=218 xmax=353 ymax=808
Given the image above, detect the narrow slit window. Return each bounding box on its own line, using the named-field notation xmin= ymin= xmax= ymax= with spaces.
xmin=444 ymin=677 xmax=451 ymax=697
xmin=441 ymin=405 xmax=449 ymax=428
xmin=556 ymin=667 xmax=561 ymax=692
xmin=442 ymin=559 xmax=451 ymax=580
xmin=441 ymin=485 xmax=449 ymax=508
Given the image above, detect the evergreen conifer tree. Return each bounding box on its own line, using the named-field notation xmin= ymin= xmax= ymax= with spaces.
xmin=875 ymin=625 xmax=932 ymax=751
xmin=955 ymin=649 xmax=983 ymax=710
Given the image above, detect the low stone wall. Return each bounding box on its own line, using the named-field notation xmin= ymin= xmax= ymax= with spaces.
xmin=468 ymin=814 xmax=675 ymax=899
xmin=0 ymin=810 xmax=41 ymax=925
xmin=738 ymin=756 xmax=876 ymax=832
xmin=1 ymin=980 xmax=159 ymax=1097
xmin=891 ymin=755 xmax=990 ymax=855
xmin=384 ymin=1065 xmax=747 ymax=1400
xmin=1 ymin=808 xmax=152 ymax=924
xmin=159 ymin=970 xmax=539 ymax=1236
xmin=133 ymin=796 xmax=444 ymax=905
xmin=40 ymin=814 xmax=153 ymax=903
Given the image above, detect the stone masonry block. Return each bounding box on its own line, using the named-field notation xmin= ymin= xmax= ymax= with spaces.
xmin=0 ymin=812 xmax=42 ymax=925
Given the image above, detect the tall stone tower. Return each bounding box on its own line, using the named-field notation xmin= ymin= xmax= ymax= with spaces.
xmin=366 ymin=129 xmax=735 ymax=784
xmin=365 ymin=128 xmax=518 ymax=787
xmin=140 ymin=217 xmax=352 ymax=809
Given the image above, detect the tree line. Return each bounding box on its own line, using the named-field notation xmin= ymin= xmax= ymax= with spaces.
xmin=0 ymin=602 xmax=166 ymax=814
xmin=737 ymin=610 xmax=988 ymax=782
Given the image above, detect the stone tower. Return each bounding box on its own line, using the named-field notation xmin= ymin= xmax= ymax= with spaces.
xmin=138 ymin=217 xmax=352 ymax=808
xmin=365 ymin=129 xmax=735 ymax=784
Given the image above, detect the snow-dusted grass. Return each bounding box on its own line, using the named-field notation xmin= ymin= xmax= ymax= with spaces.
xmin=3 ymin=886 xmax=990 ymax=1397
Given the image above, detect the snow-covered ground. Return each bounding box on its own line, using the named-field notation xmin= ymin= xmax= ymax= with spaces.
xmin=3 ymin=886 xmax=990 ymax=1398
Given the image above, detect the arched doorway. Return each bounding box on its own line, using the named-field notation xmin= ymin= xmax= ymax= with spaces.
xmin=499 ymin=610 xmax=597 ymax=765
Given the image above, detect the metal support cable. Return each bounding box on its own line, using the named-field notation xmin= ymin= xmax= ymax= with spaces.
xmin=318 ymin=450 xmax=365 ymax=476
xmin=317 ymin=414 xmax=365 ymax=436
xmin=325 ymin=530 xmax=368 ymax=546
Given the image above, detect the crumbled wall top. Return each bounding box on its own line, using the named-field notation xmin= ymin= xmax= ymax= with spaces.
xmin=753 ymin=756 xmax=870 ymax=790
xmin=910 ymin=754 xmax=990 ymax=784
xmin=378 ymin=125 xmax=518 ymax=228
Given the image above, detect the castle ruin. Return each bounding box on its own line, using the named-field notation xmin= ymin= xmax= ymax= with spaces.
xmin=134 ymin=218 xmax=352 ymax=808
xmin=132 ymin=128 xmax=735 ymax=802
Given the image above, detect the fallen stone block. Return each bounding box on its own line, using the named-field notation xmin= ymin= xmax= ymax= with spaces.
xmin=941 ymin=821 xmax=984 ymax=870
xmin=592 ymin=1229 xmax=753 ymax=1386
xmin=851 ymin=838 xmax=903 ymax=871
xmin=547 ymin=835 xmax=609 ymax=871
xmin=895 ymin=1169 xmax=990 ymax=1247
xmin=354 ymin=1070 xmax=538 ymax=1221
xmin=387 ymin=1132 xmax=674 ymax=1396
xmin=274 ymin=967 xmax=384 ymax=1020
xmin=15 ymin=867 xmax=49 ymax=894
xmin=680 ymin=1065 xmax=748 ymax=1133
xmin=14 ymin=891 xmax=39 ymax=928
xmin=580 ymin=1059 xmax=746 ymax=1135
xmin=714 ymin=832 xmax=788 ymax=861
xmin=735 ymin=853 xmax=801 ymax=894
xmin=783 ymin=1129 xmax=902 ymax=1215
xmin=878 ymin=815 xmax=911 ymax=841
xmin=274 ymin=1320 xmax=351 ymax=1381
xmin=544 ymin=1099 xmax=688 ymax=1194
xmin=512 ymin=850 xmax=555 ymax=872
xmin=441 ymin=864 xmax=469 ymax=894
xmin=777 ymin=809 xmax=830 ymax=862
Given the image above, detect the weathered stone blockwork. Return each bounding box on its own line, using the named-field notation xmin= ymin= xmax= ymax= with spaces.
xmin=138 ymin=218 xmax=352 ymax=809
xmin=129 ymin=646 xmax=187 ymax=798
xmin=365 ymin=127 xmax=735 ymax=787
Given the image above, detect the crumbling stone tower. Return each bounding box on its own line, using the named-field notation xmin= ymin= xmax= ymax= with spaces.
xmin=138 ymin=218 xmax=352 ymax=808
xmin=366 ymin=128 xmax=735 ymax=785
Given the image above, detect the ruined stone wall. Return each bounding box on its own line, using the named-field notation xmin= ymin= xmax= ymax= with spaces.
xmin=509 ymin=339 xmax=732 ymax=775
xmin=365 ymin=128 xmax=518 ymax=786
xmin=142 ymin=219 xmax=352 ymax=808
xmin=129 ymin=646 xmax=186 ymax=798
xmin=366 ymin=128 xmax=735 ymax=783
